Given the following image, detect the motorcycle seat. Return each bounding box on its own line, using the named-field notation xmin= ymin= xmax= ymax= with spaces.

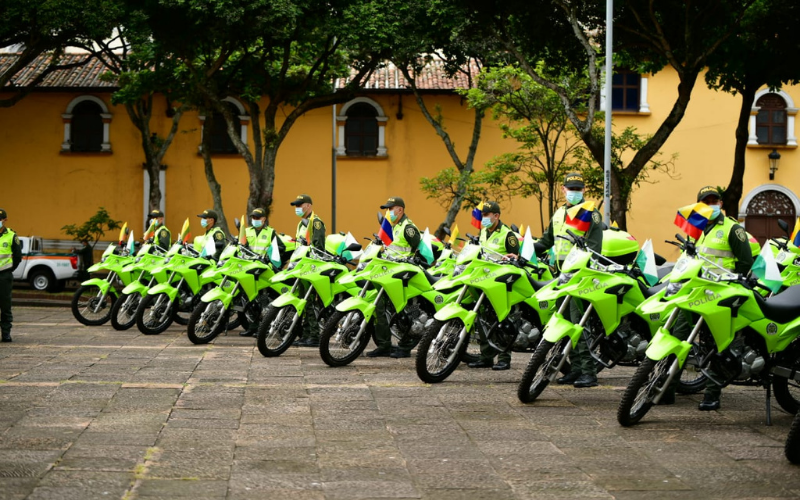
xmin=754 ymin=285 xmax=800 ymax=324
xmin=424 ymin=271 xmax=442 ymax=285
xmin=640 ymin=281 xmax=668 ymax=298
xmin=527 ymin=274 xmax=553 ymax=291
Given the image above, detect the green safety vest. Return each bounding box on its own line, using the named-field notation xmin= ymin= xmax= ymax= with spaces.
xmin=194 ymin=226 xmax=225 ymax=253
xmin=551 ymin=205 xmax=587 ymax=262
xmin=697 ymin=217 xmax=737 ymax=271
xmin=0 ymin=228 xmax=15 ymax=272
xmin=389 ymin=217 xmax=416 ymax=257
xmin=245 ymin=226 xmax=275 ymax=256
xmin=480 ymin=224 xmax=512 ymax=254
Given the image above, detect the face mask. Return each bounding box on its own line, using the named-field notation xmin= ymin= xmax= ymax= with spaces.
xmin=565 ymin=191 xmax=583 ymax=205
xmin=388 ymin=211 xmax=399 ymax=223
xmin=295 ymin=207 xmax=305 ymax=217
xmin=150 ymin=219 xmax=160 ymax=227
xmin=200 ymin=218 xmax=208 ymax=228
xmin=710 ymin=204 xmax=722 ymax=219
xmin=481 ymin=216 xmax=493 ymax=228
xmin=252 ymin=219 xmax=263 ymax=228
xmin=0 ymin=221 xmax=3 ymax=229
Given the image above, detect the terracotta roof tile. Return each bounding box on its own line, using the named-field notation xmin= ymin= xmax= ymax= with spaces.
xmin=0 ymin=53 xmax=117 ymax=89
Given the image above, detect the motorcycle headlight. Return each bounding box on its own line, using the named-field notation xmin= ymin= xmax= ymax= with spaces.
xmin=356 ymin=262 xmax=367 ymax=272
xmin=287 ymin=261 xmax=298 ymax=271
xmin=665 ymin=281 xmax=684 ymax=297
xmin=557 ymin=272 xmax=574 ymax=286
xmin=452 ymin=264 xmax=466 ymax=277
xmin=135 ymin=256 xmax=143 ymax=264
xmin=164 ymin=256 xmax=172 ymax=264
xmin=101 ymin=256 xmax=107 ymax=263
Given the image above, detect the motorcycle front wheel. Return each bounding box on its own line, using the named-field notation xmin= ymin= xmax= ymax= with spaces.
xmin=257 ymin=305 xmax=301 ymax=357
xmin=110 ymin=293 xmax=141 ymax=331
xmin=517 ymin=338 xmax=569 ymax=403
xmin=617 ymin=356 xmax=673 ymax=427
xmin=187 ymin=300 xmax=228 ymax=344
xmin=319 ymin=310 xmax=373 ymax=367
xmin=135 ymin=293 xmax=176 ymax=335
xmin=71 ymin=285 xmax=116 ymax=326
xmin=773 ymin=350 xmax=800 ymax=415
xmin=415 ymin=319 xmax=467 ymax=384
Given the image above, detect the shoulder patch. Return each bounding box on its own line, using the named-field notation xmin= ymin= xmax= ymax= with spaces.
xmin=214 ymin=232 xmax=224 ymax=241
xmin=508 ymin=235 xmax=518 ymax=248
xmin=592 ymin=212 xmax=601 ymax=224
xmin=314 ymin=220 xmax=322 ymax=230
xmin=14 ymin=236 xmax=20 ymax=245
xmin=405 ymin=226 xmax=416 ymax=237
xmin=734 ymin=227 xmax=747 ymax=242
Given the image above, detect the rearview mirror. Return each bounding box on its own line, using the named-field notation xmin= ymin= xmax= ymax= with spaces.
xmin=346 ymin=243 xmax=363 ymax=252
xmin=443 ymin=227 xmax=451 ymax=236
xmin=510 ymin=224 xmax=519 ymax=233
xmin=377 ymin=212 xmax=384 ymax=224
xmin=778 ymin=219 xmax=790 ymax=236
xmin=234 ymin=218 xmax=241 ymax=230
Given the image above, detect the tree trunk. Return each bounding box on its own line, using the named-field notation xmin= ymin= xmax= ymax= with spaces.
xmin=722 ymin=85 xmax=757 ymax=219
xmin=609 ymin=169 xmax=626 ymax=230
xmin=200 ymin=113 xmax=229 ymax=236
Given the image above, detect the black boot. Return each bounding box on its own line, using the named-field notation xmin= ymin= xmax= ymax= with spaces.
xmin=1 ymin=331 xmax=11 ymax=343
xmin=557 ymin=371 xmax=580 ymax=385
xmin=573 ymin=374 xmax=598 ymax=388
xmin=698 ymin=394 xmax=720 ymax=411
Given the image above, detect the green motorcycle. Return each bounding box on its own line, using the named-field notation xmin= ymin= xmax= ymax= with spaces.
xmin=134 ymin=241 xmax=218 ymax=335
xmin=617 ymin=235 xmax=800 ymax=426
xmin=318 ymin=245 xmax=461 ymax=367
xmin=415 ymin=244 xmax=554 ymax=383
xmin=516 ymin=229 xmax=672 ymax=403
xmin=109 ymin=243 xmax=170 ymax=331
xmin=256 ymin=235 xmax=365 ymax=357
xmin=187 ymin=242 xmax=280 ymax=344
xmin=71 ymin=241 xmax=133 ymax=326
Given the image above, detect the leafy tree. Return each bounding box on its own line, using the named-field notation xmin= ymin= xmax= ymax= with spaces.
xmin=0 ymin=0 xmax=118 ymax=107
xmin=61 ymin=207 xmax=122 ymax=249
xmin=461 ymin=0 xmax=756 ymax=229
xmin=704 ymin=0 xmax=800 ymax=217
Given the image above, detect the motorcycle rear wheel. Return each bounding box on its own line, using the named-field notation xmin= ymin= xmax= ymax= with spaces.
xmin=617 ymin=357 xmax=673 ymax=427
xmin=517 ymin=338 xmax=569 ymax=403
xmin=71 ymin=285 xmax=115 ymax=326
xmin=187 ymin=300 xmax=228 ymax=344
xmin=785 ymin=412 xmax=800 ymax=464
xmin=415 ymin=319 xmax=467 ymax=384
xmin=135 ymin=293 xmax=176 ymax=335
xmin=110 ymin=293 xmax=141 ymax=331
xmin=319 ymin=310 xmax=373 ymax=367
xmin=257 ymin=305 xmax=301 ymax=357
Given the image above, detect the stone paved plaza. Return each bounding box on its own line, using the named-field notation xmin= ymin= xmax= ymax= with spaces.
xmin=0 ymin=306 xmax=798 ymax=499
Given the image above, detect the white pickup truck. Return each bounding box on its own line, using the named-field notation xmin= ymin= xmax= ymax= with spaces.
xmin=12 ymin=236 xmax=79 ymax=292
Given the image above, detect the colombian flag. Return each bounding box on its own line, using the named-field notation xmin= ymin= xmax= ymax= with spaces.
xmin=471 ymin=201 xmax=485 ymax=229
xmin=378 ymin=215 xmax=393 ymax=246
xmin=792 ymin=217 xmax=800 ymax=247
xmin=674 ymin=203 xmax=714 ymax=240
xmin=566 ymin=201 xmax=595 ymax=232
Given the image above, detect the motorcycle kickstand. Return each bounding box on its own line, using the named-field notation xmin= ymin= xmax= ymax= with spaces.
xmin=765 ymin=381 xmax=772 ymax=427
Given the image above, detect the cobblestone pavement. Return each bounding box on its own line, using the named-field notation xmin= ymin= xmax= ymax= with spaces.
xmin=0 ymin=307 xmax=798 ymax=499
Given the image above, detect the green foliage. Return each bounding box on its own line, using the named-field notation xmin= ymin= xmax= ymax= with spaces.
xmin=61 ymin=207 xmax=122 ymax=249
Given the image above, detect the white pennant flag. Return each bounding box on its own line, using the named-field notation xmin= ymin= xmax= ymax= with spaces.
xmin=127 ymin=230 xmax=135 ymax=255
xmin=520 ymin=226 xmax=536 ymax=263
xmin=201 ymin=233 xmax=216 ymax=258
xmin=268 ymin=237 xmax=282 ymax=268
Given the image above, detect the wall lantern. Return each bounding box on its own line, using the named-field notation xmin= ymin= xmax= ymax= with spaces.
xmin=768 ymin=148 xmax=781 ymax=181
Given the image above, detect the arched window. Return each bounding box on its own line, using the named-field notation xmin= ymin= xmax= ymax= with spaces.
xmin=61 ymin=96 xmax=112 ymax=153
xmin=336 ymin=97 xmax=388 ymax=157
xmin=198 ymin=98 xmax=249 ymax=155
xmin=208 ymin=102 xmax=241 ymax=154
xmin=756 ymin=93 xmax=787 ymax=145
xmin=345 ymin=103 xmax=379 ymax=156
xmin=611 ymin=69 xmax=641 ymax=111
xmin=70 ymin=101 xmax=104 ymax=152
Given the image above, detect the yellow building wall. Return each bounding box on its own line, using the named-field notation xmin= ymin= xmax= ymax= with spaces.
xmin=1 ymin=66 xmax=799 ymax=262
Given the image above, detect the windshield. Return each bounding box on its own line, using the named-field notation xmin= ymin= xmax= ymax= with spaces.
xmin=102 ymin=244 xmax=115 ymax=258
xmin=456 ymin=244 xmax=480 ymax=264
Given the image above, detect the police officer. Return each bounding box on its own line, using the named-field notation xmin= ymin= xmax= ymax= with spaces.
xmin=367 ymin=197 xmax=422 ymax=358
xmin=663 ymin=186 xmax=753 ymax=410
xmin=0 ymin=209 xmax=23 ymax=342
xmin=196 ymin=209 xmax=227 ymax=260
xmin=468 ymin=201 xmax=519 ymax=371
xmin=290 ymin=195 xmax=326 ymax=346
xmin=291 ymin=194 xmax=325 ymax=250
xmin=147 ymin=210 xmax=171 ymax=250
xmin=534 ymin=172 xmax=603 ymax=388
xmin=238 ymin=208 xmax=282 ymax=337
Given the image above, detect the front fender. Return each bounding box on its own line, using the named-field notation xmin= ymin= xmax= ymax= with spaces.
xmin=201 ymin=287 xmax=235 ymax=308
xmin=271 ymin=293 xmax=308 ymax=316
xmin=335 ymin=295 xmax=375 ymax=322
xmin=122 ymin=280 xmax=149 ymax=296
xmin=147 ymin=282 xmax=178 ymax=301
xmin=433 ymin=302 xmax=477 ymax=332
xmin=644 ymin=328 xmax=692 ymax=367
xmin=542 ymin=312 xmax=584 ymax=347
xmin=80 ymin=278 xmax=116 ymax=296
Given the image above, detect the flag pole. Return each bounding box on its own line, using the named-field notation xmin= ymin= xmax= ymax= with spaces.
xmin=603 ymin=0 xmax=614 ymax=226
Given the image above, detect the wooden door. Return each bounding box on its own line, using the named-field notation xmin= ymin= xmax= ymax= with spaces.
xmin=744 ymin=190 xmax=796 ymax=245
